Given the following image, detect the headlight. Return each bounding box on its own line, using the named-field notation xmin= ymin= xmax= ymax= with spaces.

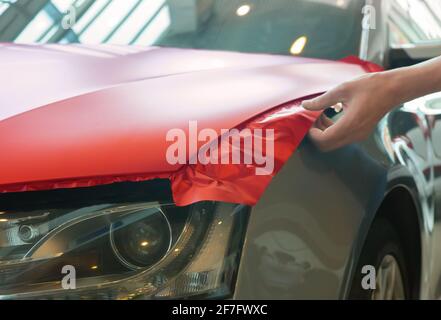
xmin=0 ymin=199 xmax=249 ymax=299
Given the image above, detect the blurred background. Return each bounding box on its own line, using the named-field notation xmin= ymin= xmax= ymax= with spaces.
xmin=0 ymin=0 xmax=440 ymax=58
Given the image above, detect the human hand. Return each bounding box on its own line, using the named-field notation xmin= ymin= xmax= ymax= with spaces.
xmin=302 ymin=72 xmax=398 ymax=152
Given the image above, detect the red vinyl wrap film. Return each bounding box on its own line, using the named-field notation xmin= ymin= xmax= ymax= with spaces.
xmin=0 ymin=44 xmax=382 ymax=206
xmin=170 ymin=98 xmax=320 ymax=206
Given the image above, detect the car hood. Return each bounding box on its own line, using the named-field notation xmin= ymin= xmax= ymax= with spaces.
xmin=0 ymin=44 xmax=367 ymax=192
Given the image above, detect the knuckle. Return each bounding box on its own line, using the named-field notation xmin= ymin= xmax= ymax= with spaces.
xmin=337 ymin=82 xmax=350 ymax=94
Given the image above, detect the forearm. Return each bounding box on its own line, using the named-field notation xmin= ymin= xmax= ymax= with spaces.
xmin=382 ymin=56 xmax=441 ymax=107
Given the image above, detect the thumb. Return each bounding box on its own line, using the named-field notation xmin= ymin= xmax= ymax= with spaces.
xmin=302 ymin=87 xmax=343 ymax=111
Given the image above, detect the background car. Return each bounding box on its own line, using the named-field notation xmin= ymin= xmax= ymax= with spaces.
xmin=0 ymin=0 xmax=440 ymax=300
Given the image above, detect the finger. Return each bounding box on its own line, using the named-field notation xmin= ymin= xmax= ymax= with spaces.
xmin=302 ymin=87 xmax=345 ymax=111
xmin=314 ymin=114 xmax=334 ymax=131
xmin=319 ymin=114 xmax=334 ymax=128
xmin=313 ymin=115 xmax=326 ymax=131
xmin=309 ymin=114 xmax=354 ymax=152
xmin=309 ymin=127 xmax=352 ymax=152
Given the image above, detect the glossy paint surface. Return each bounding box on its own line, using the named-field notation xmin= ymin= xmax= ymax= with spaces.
xmin=235 ymin=137 xmax=388 ymax=299
xmin=235 ymin=92 xmax=441 ymax=299
xmin=235 ymin=0 xmax=441 ymax=298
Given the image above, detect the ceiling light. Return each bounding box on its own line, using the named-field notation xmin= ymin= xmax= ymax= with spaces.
xmin=236 ymin=5 xmax=251 ymax=16
xmin=290 ymin=36 xmax=308 ymax=55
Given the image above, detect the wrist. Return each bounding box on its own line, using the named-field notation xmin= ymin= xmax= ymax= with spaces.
xmin=380 ymin=67 xmax=416 ymax=107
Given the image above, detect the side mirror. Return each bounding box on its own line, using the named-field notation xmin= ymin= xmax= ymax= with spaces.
xmin=387 ymin=42 xmax=441 ymax=69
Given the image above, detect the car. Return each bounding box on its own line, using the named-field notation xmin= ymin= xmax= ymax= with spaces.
xmin=0 ymin=0 xmax=440 ymax=300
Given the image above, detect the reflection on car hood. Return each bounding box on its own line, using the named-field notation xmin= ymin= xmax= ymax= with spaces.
xmin=0 ymin=44 xmax=366 ymax=190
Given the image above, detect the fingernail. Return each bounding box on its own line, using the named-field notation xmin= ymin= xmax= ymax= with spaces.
xmin=302 ymin=101 xmax=311 ymax=109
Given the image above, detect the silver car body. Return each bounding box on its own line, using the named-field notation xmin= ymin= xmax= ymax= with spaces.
xmin=235 ymin=0 xmax=441 ymax=299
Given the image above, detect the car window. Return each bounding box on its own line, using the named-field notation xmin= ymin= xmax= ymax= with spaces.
xmin=0 ymin=0 xmax=364 ymax=60
xmin=155 ymin=0 xmax=364 ymax=59
xmin=389 ymin=0 xmax=441 ymax=46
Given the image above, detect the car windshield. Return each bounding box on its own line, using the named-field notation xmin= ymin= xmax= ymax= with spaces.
xmin=0 ymin=0 xmax=363 ymax=60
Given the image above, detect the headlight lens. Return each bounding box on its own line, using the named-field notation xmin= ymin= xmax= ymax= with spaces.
xmin=0 ymin=200 xmax=249 ymax=299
